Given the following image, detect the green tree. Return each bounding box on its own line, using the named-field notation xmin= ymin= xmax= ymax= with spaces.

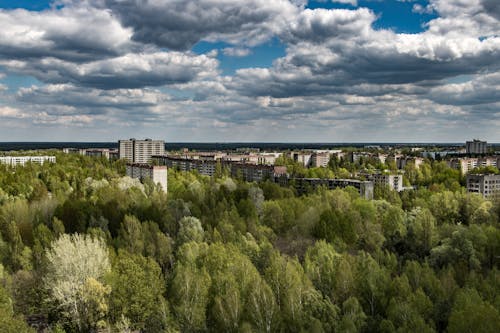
xmin=447 ymin=289 xmax=500 ymax=333
xmin=109 ymin=251 xmax=170 ymax=332
xmin=44 ymin=234 xmax=110 ymax=331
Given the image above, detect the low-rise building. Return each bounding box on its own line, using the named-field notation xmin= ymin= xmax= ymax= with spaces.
xmin=0 ymin=156 xmax=56 ymax=166
xmin=466 ymin=174 xmax=500 ymax=198
xmin=126 ymin=164 xmax=168 ymax=192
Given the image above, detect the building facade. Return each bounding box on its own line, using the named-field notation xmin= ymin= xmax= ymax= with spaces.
xmin=289 ymin=178 xmax=374 ymax=200
xmin=152 ymin=155 xmax=373 ymax=199
xmin=466 ymin=140 xmax=487 ymax=155
xmin=126 ymin=164 xmax=168 ymax=192
xmin=0 ymin=156 xmax=56 ymax=166
xmin=119 ymin=138 xmax=164 ymax=164
xmin=466 ymin=174 xmax=500 ymax=198
xmin=311 ymin=152 xmax=330 ymax=168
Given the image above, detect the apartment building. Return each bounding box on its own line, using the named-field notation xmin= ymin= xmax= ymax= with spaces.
xmin=119 ymin=138 xmax=165 ymax=164
xmin=449 ymin=157 xmax=498 ymax=174
xmin=466 ymin=174 xmax=500 ymax=198
xmin=311 ymin=152 xmax=330 ymax=168
xmin=231 ymin=164 xmax=287 ymax=183
xmin=289 ymin=178 xmax=374 ymax=200
xmin=0 ymin=156 xmax=56 ymax=166
xmin=466 ymin=139 xmax=487 ymax=155
xmin=126 ymin=164 xmax=168 ymax=192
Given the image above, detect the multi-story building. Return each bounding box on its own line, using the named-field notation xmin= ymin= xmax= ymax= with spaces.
xmin=0 ymin=156 xmax=56 ymax=166
xmin=359 ymin=171 xmax=403 ymax=192
xmin=466 ymin=139 xmax=487 ymax=155
xmin=119 ymin=138 xmax=164 ymax=164
xmin=449 ymin=157 xmax=498 ymax=174
xmin=152 ymin=155 xmax=374 ymax=199
xmin=311 ymin=152 xmax=330 ymax=168
xmin=155 ymin=156 xmax=218 ymax=177
xmin=231 ymin=164 xmax=287 ymax=183
xmin=466 ymin=174 xmax=500 ymax=198
xmin=126 ymin=163 xmax=168 ymax=192
xmin=291 ymin=152 xmax=312 ymax=167
xmin=289 ymin=178 xmax=374 ymax=200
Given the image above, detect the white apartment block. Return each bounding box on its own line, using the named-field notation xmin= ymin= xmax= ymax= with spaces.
xmin=119 ymin=138 xmax=165 ymax=164
xmin=0 ymin=156 xmax=56 ymax=166
xmin=126 ymin=164 xmax=168 ymax=192
xmin=449 ymin=157 xmax=498 ymax=174
xmin=362 ymin=173 xmax=403 ymax=192
xmin=466 ymin=174 xmax=500 ymax=198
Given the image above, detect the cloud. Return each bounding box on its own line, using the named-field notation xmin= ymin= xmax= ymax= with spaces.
xmin=427 ymin=73 xmax=500 ymax=106
xmin=0 ymin=106 xmax=25 ymax=118
xmin=412 ymin=4 xmax=435 ymax=15
xmin=228 ymin=5 xmax=500 ymax=98
xmin=222 ymin=47 xmax=252 ymax=57
xmin=17 ymin=84 xmax=169 ymax=110
xmin=331 ymin=0 xmax=358 ymax=5
xmin=0 ymin=6 xmax=133 ymax=62
xmin=95 ymin=0 xmax=301 ymax=50
xmin=481 ymin=0 xmax=500 ymax=20
xmin=1 ymin=52 xmax=219 ymax=89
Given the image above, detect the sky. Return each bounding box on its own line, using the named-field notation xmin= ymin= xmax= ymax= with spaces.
xmin=0 ymin=0 xmax=499 ymax=142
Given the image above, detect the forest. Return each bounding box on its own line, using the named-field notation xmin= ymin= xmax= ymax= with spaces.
xmin=0 ymin=151 xmax=499 ymax=332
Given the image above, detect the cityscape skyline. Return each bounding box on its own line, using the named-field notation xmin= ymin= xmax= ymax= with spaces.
xmin=0 ymin=0 xmax=499 ymax=142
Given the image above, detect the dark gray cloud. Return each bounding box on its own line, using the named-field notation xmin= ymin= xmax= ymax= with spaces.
xmin=481 ymin=0 xmax=500 ymax=20
xmin=428 ymin=73 xmax=500 ymax=106
xmin=0 ymin=6 xmax=133 ymax=62
xmin=1 ymin=52 xmax=218 ymax=89
xmin=96 ymin=0 xmax=300 ymax=50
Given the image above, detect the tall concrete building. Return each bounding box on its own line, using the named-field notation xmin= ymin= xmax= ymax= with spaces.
xmin=466 ymin=139 xmax=487 ymax=155
xmin=119 ymin=138 xmax=164 ymax=164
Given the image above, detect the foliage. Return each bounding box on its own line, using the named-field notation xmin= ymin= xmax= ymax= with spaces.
xmin=0 ymin=151 xmax=498 ymax=332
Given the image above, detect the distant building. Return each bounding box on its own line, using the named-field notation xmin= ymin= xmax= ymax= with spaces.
xmin=119 ymin=138 xmax=165 ymax=164
xmin=466 ymin=139 xmax=487 ymax=155
xmin=126 ymin=164 xmax=168 ymax=192
xmin=63 ymin=148 xmax=119 ymax=160
xmin=291 ymin=152 xmax=312 ymax=167
xmin=360 ymin=171 xmax=404 ymax=192
xmin=373 ymin=174 xmax=403 ymax=192
xmin=449 ymin=157 xmax=498 ymax=174
xmin=231 ymin=164 xmax=287 ymax=183
xmin=152 ymin=155 xmax=373 ymax=199
xmin=288 ymin=178 xmax=374 ymax=200
xmin=155 ymin=156 xmax=218 ymax=177
xmin=311 ymin=152 xmax=330 ymax=168
xmin=466 ymin=174 xmax=500 ymax=198
xmin=0 ymin=156 xmax=56 ymax=166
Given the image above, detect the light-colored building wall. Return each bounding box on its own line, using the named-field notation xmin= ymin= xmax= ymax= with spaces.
xmin=0 ymin=156 xmax=56 ymax=166
xmin=126 ymin=164 xmax=168 ymax=192
xmin=119 ymin=139 xmax=164 ymax=164
xmin=311 ymin=152 xmax=330 ymax=168
xmin=360 ymin=172 xmax=403 ymax=192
